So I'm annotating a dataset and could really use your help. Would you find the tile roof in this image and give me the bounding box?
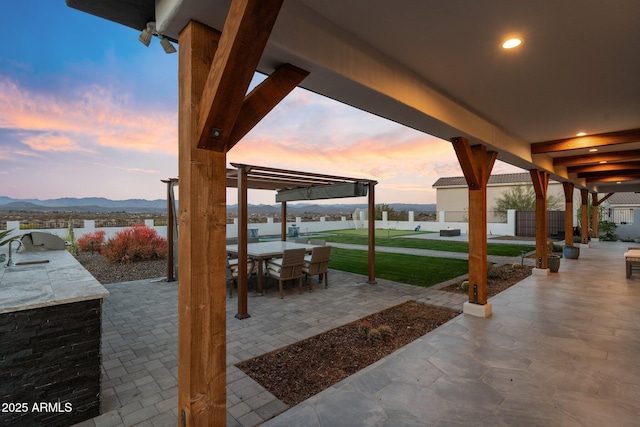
[433,172,533,188]
[606,192,640,205]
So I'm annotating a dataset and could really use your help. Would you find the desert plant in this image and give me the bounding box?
[367,328,381,343]
[78,230,106,253]
[359,320,372,336]
[378,324,392,340]
[0,229,20,247]
[103,224,167,264]
[599,221,617,241]
[65,218,78,257]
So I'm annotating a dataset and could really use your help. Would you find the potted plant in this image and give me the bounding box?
[548,239,561,272]
[563,244,580,259]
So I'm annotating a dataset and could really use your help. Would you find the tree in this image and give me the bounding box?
[375,203,408,221]
[492,185,563,220]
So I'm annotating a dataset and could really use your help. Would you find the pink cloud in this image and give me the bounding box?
[0,77,177,155]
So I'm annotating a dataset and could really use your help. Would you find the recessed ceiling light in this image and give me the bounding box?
[576,132,587,136]
[589,148,598,152]
[502,38,523,49]
[599,161,607,164]
[617,181,622,184]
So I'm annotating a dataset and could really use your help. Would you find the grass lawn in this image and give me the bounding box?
[322,229,535,257]
[328,247,468,287]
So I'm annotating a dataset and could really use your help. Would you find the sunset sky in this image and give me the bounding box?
[1,1,522,205]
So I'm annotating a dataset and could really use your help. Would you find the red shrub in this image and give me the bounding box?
[77,230,106,253]
[103,224,167,264]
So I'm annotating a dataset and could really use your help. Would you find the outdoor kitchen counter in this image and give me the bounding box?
[0,249,108,314]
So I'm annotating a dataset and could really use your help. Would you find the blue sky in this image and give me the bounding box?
[0,1,520,204]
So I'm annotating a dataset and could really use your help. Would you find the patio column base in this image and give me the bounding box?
[463,301,492,318]
[532,268,550,276]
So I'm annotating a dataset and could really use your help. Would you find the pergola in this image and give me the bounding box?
[165,164,377,318]
[66,1,640,424]
[228,165,376,302]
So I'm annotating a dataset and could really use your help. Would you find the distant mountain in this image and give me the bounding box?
[0,197,166,213]
[0,197,436,214]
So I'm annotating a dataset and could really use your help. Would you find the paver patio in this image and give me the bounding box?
[74,241,640,426]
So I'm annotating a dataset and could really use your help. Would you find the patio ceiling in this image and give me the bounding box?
[67,0,640,194]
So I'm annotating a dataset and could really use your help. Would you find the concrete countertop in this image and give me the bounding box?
[0,248,109,314]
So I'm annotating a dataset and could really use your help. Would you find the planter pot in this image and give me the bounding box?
[562,245,580,259]
[548,255,561,273]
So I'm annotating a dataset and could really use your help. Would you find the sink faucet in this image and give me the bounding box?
[5,239,22,267]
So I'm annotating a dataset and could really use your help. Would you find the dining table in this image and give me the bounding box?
[226,241,321,317]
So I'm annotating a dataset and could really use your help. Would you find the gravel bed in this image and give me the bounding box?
[77,252,167,284]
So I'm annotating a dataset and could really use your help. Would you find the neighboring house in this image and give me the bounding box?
[603,193,640,224]
[432,172,572,220]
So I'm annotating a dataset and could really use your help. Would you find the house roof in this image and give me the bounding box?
[605,193,640,206]
[433,173,536,188]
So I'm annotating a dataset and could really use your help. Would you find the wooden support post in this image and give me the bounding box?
[281,201,287,241]
[451,137,496,311]
[367,182,377,284]
[236,165,250,319]
[581,189,589,244]
[530,169,549,269]
[591,193,599,240]
[562,182,574,246]
[178,21,226,426]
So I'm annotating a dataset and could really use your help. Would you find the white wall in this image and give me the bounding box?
[4,210,518,240]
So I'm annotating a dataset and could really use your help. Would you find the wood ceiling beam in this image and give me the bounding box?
[196,0,285,151]
[578,169,640,179]
[227,64,309,151]
[553,149,640,166]
[585,174,640,183]
[532,128,640,154]
[567,161,640,174]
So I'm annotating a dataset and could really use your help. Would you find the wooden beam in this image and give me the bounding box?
[578,169,640,179]
[580,189,589,244]
[532,128,640,154]
[227,64,309,150]
[451,137,496,306]
[562,182,575,246]
[280,201,287,241]
[236,165,250,319]
[585,174,640,183]
[598,192,615,205]
[553,149,640,166]
[591,193,599,239]
[177,21,226,426]
[367,182,377,284]
[196,0,285,151]
[451,136,480,189]
[567,161,640,174]
[530,170,549,269]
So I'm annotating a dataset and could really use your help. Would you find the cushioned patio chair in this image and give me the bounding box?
[265,248,306,298]
[302,245,332,291]
[227,257,256,297]
[309,239,326,246]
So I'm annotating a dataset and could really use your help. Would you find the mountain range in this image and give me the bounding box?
[0,196,436,214]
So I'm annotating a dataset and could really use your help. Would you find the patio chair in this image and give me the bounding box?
[302,245,332,291]
[309,239,326,246]
[227,257,256,297]
[294,237,309,244]
[265,248,306,298]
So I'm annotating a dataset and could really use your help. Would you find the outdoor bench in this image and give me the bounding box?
[624,248,640,278]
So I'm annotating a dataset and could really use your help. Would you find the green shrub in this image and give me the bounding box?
[103,224,167,264]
